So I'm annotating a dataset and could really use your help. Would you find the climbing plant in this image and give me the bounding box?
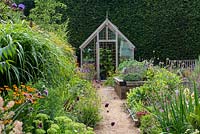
[99,48,115,79]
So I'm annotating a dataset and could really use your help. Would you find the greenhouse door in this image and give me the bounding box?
[99,42,116,80]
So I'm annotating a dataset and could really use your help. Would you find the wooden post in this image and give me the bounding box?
[116,32,118,68]
[106,25,108,40]
[96,32,100,80]
[80,49,83,68]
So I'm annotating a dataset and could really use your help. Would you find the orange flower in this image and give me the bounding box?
[5,87,10,91]
[26,86,36,92]
[3,119,12,125]
[15,100,23,104]
[13,84,17,89]
[14,88,18,92]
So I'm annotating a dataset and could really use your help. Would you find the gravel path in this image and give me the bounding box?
[94,86,140,134]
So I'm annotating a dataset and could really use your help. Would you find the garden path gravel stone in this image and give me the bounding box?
[94,85,140,134]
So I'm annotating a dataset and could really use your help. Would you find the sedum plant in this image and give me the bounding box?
[25,113,94,134]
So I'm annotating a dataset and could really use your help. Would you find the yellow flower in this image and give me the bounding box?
[184,88,190,96]
[191,92,194,99]
[21,85,25,89]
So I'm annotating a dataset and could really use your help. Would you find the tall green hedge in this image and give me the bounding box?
[58,0,200,62]
[23,0,200,62]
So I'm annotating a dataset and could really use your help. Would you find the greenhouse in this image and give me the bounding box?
[80,18,135,79]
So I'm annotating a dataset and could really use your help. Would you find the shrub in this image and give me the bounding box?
[127,68,181,110]
[64,77,101,127]
[127,67,183,133]
[140,114,162,134]
[118,60,148,81]
[77,63,96,81]
[0,21,75,87]
[151,85,200,133]
[29,0,68,39]
[25,113,94,134]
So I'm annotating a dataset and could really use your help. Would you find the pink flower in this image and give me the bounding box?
[6,101,15,109]
[0,121,5,133]
[5,111,15,119]
[12,120,23,134]
[159,109,164,112]
[0,97,4,108]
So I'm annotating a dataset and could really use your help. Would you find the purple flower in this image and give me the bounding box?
[159,109,164,112]
[18,4,25,11]
[175,90,179,96]
[38,122,43,128]
[43,89,48,96]
[166,127,170,132]
[11,3,17,8]
[37,92,41,96]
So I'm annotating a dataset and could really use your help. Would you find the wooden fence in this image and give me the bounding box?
[166,60,196,70]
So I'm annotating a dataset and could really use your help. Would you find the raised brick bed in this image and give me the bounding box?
[114,77,145,99]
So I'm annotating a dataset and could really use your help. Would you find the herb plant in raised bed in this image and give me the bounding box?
[118,60,148,81]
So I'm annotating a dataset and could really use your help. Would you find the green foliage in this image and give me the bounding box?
[127,66,200,133]
[127,67,183,133]
[29,0,68,39]
[26,114,94,134]
[118,60,148,81]
[104,75,116,87]
[1,1,100,133]
[123,73,143,81]
[190,56,200,90]
[64,77,101,127]
[0,22,44,86]
[151,84,200,134]
[0,1,26,23]
[78,63,96,81]
[0,22,74,87]
[127,86,147,110]
[99,48,115,79]
[140,114,162,134]
[127,68,181,108]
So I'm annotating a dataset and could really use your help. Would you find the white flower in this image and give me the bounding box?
[4,111,15,119]
[0,121,5,134]
[0,97,4,108]
[175,89,179,96]
[6,101,15,109]
[12,120,23,134]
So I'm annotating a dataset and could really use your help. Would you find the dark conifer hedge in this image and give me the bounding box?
[27,0,200,61]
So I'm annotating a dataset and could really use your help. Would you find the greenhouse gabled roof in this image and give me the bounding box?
[79,18,135,49]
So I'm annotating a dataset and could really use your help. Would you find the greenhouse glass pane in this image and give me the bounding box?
[99,27,106,40]
[108,28,116,40]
